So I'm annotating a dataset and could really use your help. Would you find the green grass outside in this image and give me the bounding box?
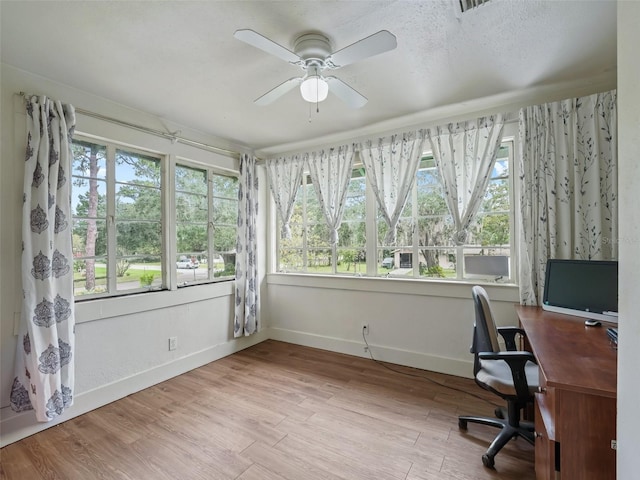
[298,262,457,278]
[74,266,158,287]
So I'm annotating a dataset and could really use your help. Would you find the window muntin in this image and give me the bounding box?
[72,139,164,297]
[275,142,514,282]
[175,163,238,285]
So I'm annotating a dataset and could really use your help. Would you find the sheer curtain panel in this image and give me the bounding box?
[359,130,426,245]
[427,115,505,245]
[305,145,356,244]
[10,96,76,421]
[518,91,617,305]
[234,154,260,337]
[265,155,304,239]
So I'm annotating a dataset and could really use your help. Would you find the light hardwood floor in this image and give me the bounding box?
[0,340,534,479]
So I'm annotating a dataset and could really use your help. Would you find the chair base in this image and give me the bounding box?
[458,414,534,469]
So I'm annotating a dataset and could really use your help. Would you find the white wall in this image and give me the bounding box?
[0,64,268,446]
[617,2,640,478]
[267,274,519,378]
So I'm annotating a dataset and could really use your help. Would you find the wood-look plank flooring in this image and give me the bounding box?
[0,340,534,479]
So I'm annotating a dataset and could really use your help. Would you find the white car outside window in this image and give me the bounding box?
[381,257,394,269]
[176,258,199,269]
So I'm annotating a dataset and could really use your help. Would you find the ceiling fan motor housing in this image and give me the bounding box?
[294,33,332,66]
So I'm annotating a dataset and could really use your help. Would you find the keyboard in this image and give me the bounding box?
[606,327,618,346]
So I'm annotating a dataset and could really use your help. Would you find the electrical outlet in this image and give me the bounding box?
[362,323,369,335]
[168,337,178,351]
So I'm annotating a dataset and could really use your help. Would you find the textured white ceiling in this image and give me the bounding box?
[1,0,617,153]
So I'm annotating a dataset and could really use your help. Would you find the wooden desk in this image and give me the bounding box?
[516,306,617,480]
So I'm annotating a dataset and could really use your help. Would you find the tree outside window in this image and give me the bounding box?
[276,143,513,282]
[72,139,163,297]
[175,163,238,285]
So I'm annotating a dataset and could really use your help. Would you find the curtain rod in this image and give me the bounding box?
[19,92,240,159]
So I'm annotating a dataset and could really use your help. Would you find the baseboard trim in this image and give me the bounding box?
[268,327,473,379]
[0,330,268,447]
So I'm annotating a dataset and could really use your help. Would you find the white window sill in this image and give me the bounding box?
[74,281,235,324]
[266,273,518,302]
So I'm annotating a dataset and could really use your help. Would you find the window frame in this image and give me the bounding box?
[173,159,239,287]
[71,135,167,300]
[71,133,239,302]
[395,140,515,282]
[276,165,367,275]
[274,138,516,284]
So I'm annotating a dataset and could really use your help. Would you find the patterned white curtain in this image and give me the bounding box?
[265,155,304,239]
[234,154,260,337]
[427,115,505,245]
[518,91,617,305]
[305,145,356,244]
[359,130,426,244]
[10,96,76,421]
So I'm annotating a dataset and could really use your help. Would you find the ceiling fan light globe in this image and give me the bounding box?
[300,76,329,103]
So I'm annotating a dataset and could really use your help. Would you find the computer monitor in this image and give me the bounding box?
[542,259,618,322]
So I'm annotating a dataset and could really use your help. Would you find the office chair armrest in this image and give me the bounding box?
[496,327,526,351]
[478,351,537,399]
[477,351,535,362]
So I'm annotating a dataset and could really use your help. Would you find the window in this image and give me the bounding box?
[175,163,238,285]
[337,167,366,275]
[386,143,512,280]
[71,136,239,300]
[278,173,319,273]
[275,142,514,282]
[72,138,163,297]
[277,167,366,274]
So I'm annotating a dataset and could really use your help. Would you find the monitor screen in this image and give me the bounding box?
[542,259,618,321]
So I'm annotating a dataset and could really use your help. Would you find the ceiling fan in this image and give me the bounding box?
[233,29,397,108]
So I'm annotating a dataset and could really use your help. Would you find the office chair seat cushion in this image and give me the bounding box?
[477,358,539,397]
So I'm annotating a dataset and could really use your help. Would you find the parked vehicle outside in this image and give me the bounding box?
[381,257,394,269]
[176,257,199,269]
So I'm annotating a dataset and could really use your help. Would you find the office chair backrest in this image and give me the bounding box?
[471,286,501,354]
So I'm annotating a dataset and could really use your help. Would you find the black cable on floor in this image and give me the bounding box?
[361,327,503,410]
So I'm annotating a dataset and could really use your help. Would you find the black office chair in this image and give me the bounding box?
[458,286,539,468]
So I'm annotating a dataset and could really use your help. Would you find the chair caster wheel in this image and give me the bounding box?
[494,407,504,419]
[458,419,467,430]
[482,453,495,469]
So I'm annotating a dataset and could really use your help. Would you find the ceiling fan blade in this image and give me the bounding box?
[328,30,397,68]
[234,29,301,64]
[254,77,302,106]
[325,76,368,109]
